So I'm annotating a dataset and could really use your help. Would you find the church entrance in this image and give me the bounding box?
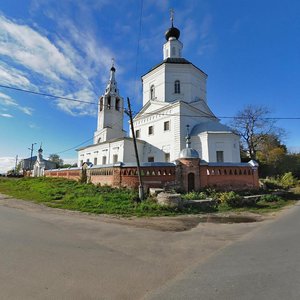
[188,173,195,192]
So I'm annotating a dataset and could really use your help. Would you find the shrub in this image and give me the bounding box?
[182,191,207,200]
[279,172,297,189]
[218,191,243,207]
[263,172,297,190]
[260,194,283,202]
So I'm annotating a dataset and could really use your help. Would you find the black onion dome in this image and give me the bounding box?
[110,66,116,72]
[165,26,180,40]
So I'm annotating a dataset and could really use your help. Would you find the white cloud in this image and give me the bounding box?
[19,106,34,115]
[0,92,34,116]
[29,123,38,129]
[0,92,16,106]
[0,62,32,88]
[0,156,23,173]
[199,14,213,40]
[55,88,97,116]
[0,13,119,116]
[0,113,13,118]
[0,15,80,82]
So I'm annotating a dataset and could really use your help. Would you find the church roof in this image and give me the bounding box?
[142,57,207,78]
[76,137,146,151]
[190,120,233,135]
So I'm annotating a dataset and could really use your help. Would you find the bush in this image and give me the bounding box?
[260,194,283,202]
[182,191,207,200]
[279,172,297,189]
[218,191,243,207]
[263,172,297,190]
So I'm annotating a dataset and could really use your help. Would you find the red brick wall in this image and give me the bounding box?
[120,167,176,189]
[44,169,80,180]
[199,165,259,189]
[44,163,259,191]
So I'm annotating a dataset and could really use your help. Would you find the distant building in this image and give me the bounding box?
[20,154,56,171]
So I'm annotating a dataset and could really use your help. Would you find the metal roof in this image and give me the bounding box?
[142,57,207,78]
[190,120,233,135]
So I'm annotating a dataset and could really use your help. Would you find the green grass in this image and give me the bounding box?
[0,177,297,217]
[0,177,210,216]
[217,199,294,214]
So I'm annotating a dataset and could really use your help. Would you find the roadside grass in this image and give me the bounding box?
[0,177,298,217]
[217,199,294,214]
[0,177,205,216]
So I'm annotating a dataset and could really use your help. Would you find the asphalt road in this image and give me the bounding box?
[0,194,298,300]
[146,202,300,300]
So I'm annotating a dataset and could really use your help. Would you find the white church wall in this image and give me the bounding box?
[132,104,181,162]
[142,65,166,105]
[123,139,145,162]
[206,133,241,163]
[78,139,127,167]
[165,64,207,103]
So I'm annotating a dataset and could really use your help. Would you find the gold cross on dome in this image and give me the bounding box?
[111,57,115,67]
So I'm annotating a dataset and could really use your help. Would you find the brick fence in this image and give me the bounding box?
[44,159,259,191]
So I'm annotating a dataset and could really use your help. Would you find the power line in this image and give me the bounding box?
[43,118,125,157]
[1,83,299,120]
[139,111,300,120]
[0,84,97,106]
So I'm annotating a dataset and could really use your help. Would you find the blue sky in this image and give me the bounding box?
[0,0,299,172]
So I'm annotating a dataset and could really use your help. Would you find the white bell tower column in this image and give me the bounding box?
[94,60,126,144]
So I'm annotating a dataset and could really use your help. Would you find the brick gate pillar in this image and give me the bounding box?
[176,158,201,192]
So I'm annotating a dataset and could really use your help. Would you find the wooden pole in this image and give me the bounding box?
[126,97,144,200]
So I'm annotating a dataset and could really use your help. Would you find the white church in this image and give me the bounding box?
[77,17,241,167]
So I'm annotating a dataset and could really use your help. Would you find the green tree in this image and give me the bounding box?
[48,154,64,168]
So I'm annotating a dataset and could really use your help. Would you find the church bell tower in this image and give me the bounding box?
[94,61,126,144]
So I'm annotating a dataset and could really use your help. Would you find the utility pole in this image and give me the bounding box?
[125,97,144,200]
[14,155,18,175]
[28,143,37,171]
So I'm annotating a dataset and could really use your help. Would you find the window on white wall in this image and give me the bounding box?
[107,96,111,109]
[115,98,120,111]
[135,129,140,138]
[150,85,155,100]
[216,151,224,162]
[148,126,154,135]
[94,158,97,165]
[148,156,154,162]
[102,156,107,165]
[164,121,170,131]
[100,97,103,111]
[113,154,118,164]
[174,80,180,94]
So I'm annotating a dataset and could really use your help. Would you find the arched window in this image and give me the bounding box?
[174,80,180,94]
[150,85,155,100]
[100,97,103,111]
[107,96,111,109]
[97,137,101,144]
[115,98,120,111]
